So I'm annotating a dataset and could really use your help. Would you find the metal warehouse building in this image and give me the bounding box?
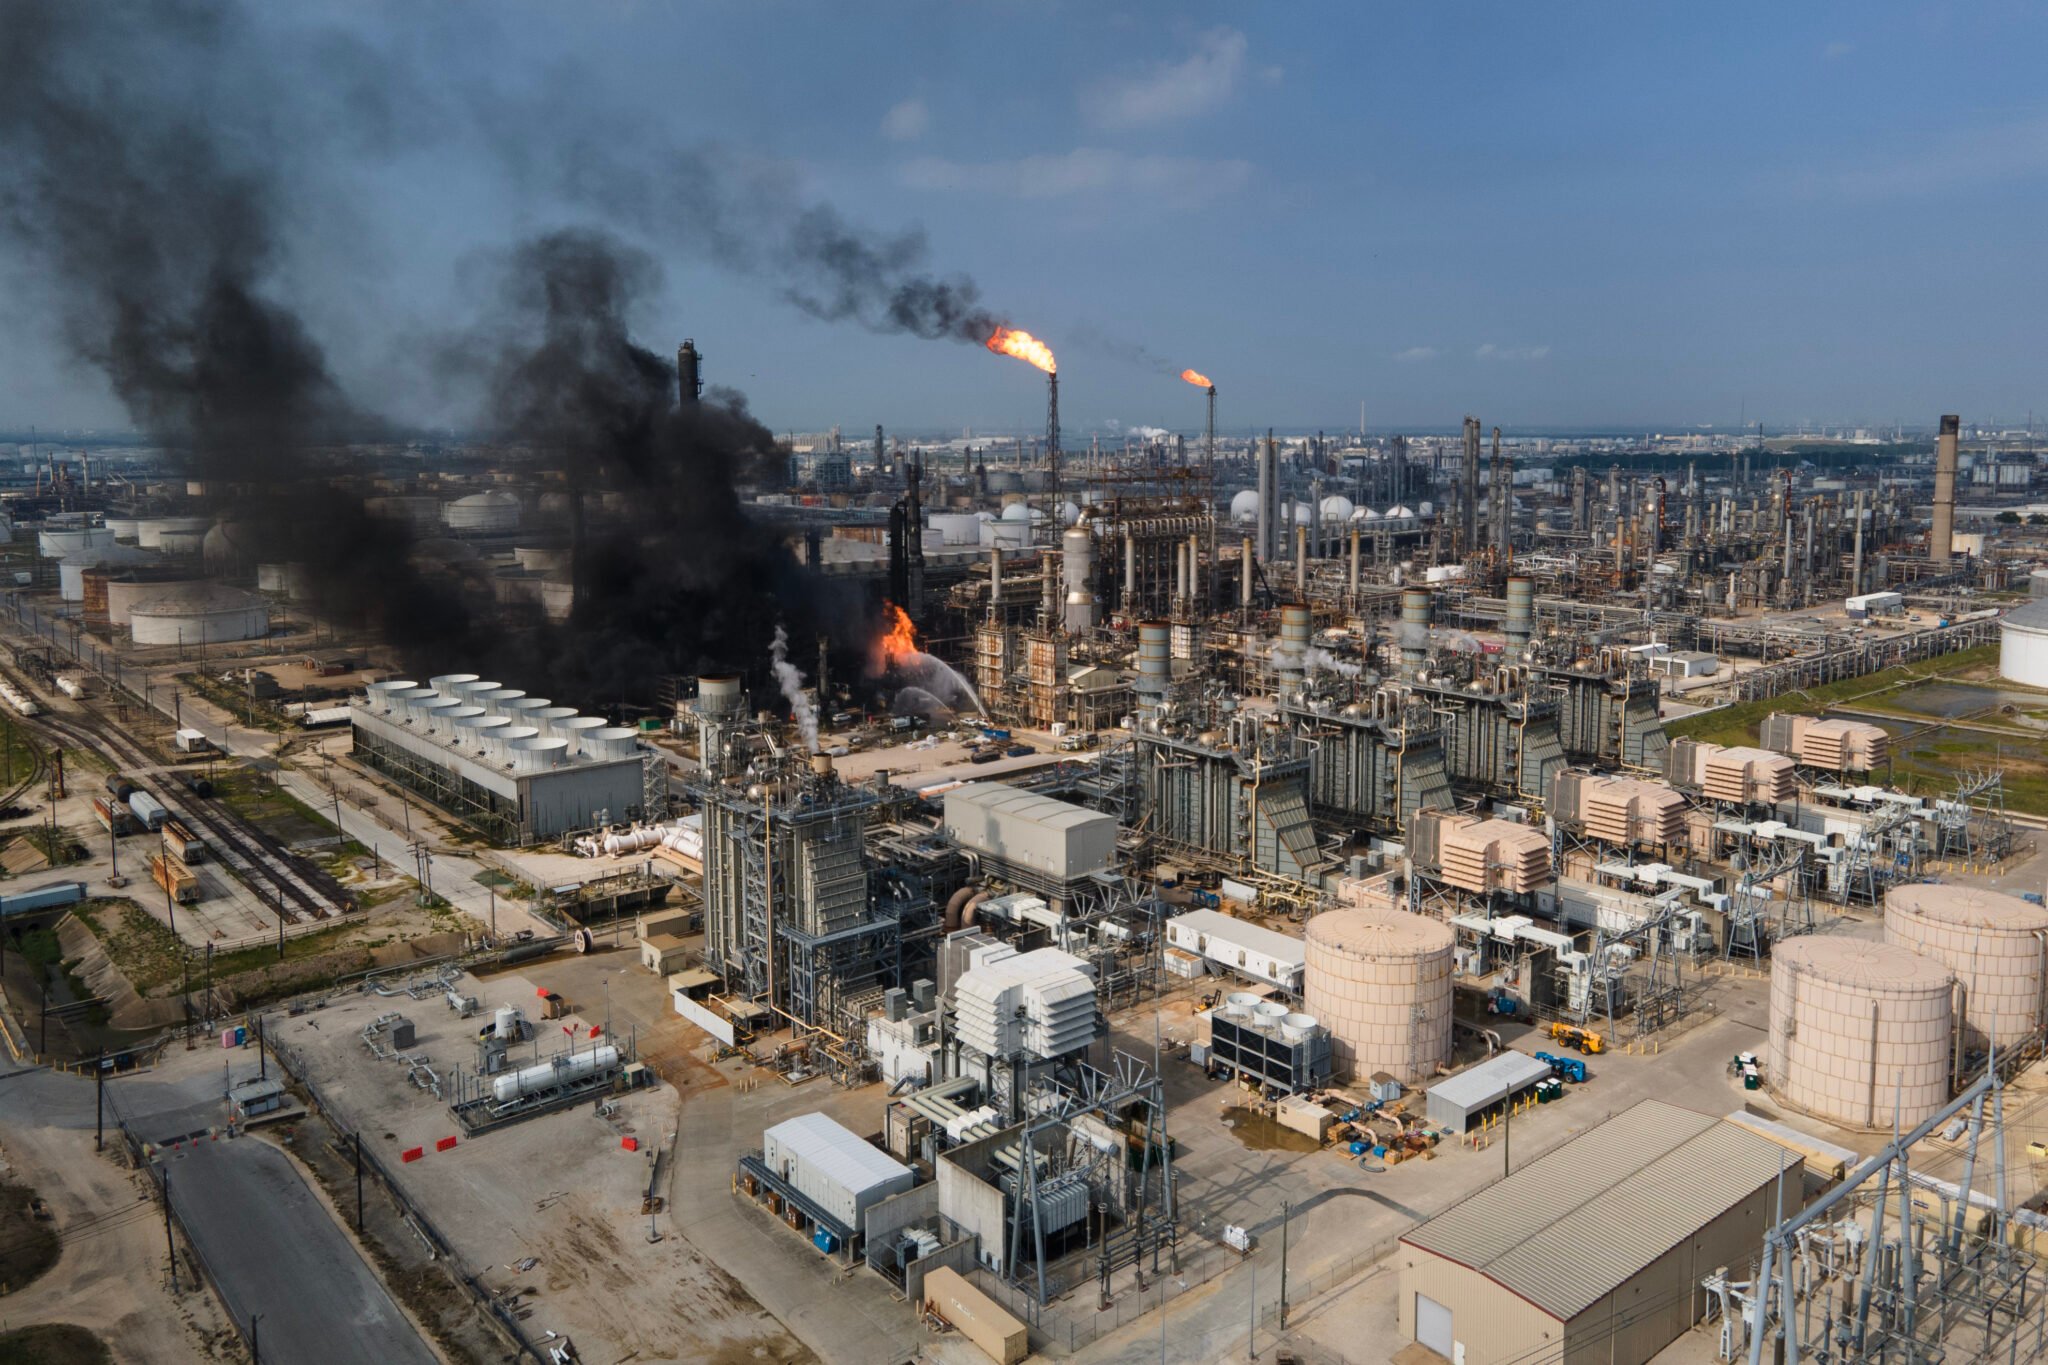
[350,675,655,842]
[743,1111,916,1256]
[1398,1100,1789,1365]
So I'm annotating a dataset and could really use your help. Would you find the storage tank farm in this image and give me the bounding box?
[1767,936,1955,1129]
[1883,884,2048,1052]
[1303,907,1454,1085]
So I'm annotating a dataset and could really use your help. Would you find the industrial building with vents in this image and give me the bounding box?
[349,674,658,841]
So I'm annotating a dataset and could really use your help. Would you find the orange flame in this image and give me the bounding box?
[986,326,1056,374]
[876,603,921,671]
[1181,368,1213,389]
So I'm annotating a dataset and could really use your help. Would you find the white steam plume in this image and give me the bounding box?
[769,625,820,752]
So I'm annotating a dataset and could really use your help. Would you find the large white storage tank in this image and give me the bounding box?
[1998,601,2048,688]
[442,489,521,534]
[1884,884,2048,1051]
[1303,908,1454,1085]
[128,585,271,645]
[1767,937,1954,1130]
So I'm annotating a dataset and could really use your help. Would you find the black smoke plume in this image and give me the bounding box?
[0,1,1004,706]
[442,228,841,700]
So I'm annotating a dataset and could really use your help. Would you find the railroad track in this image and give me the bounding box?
[32,710,352,924]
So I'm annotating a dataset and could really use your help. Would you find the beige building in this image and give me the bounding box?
[1397,1100,1789,1365]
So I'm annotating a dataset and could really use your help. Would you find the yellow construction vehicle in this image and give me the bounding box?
[1548,1022,1605,1055]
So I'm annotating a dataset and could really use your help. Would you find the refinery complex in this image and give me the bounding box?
[7,7,2048,1365]
[6,353,2048,1365]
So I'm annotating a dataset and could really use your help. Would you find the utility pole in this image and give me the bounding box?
[163,1167,177,1291]
[256,1014,265,1081]
[95,1047,105,1150]
[1279,1199,1291,1330]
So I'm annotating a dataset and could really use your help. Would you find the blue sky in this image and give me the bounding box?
[5,2,2047,438]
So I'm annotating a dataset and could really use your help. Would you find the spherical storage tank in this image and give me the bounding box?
[1229,489,1260,524]
[1303,908,1454,1085]
[1767,937,1953,1130]
[128,585,271,646]
[1884,884,2048,1051]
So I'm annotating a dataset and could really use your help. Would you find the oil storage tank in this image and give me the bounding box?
[1767,937,1953,1130]
[1303,908,1453,1085]
[1884,884,2048,1051]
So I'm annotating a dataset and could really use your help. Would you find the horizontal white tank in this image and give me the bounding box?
[1768,936,1953,1130]
[1884,884,2048,1051]
[491,1044,620,1102]
[1304,907,1454,1085]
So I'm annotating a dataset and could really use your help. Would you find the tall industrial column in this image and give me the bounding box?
[1931,413,1959,565]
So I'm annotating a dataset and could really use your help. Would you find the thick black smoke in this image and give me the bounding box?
[438,228,844,700]
[0,1,1001,706]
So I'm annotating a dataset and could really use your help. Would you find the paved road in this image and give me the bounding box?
[161,1138,437,1365]
[112,1057,440,1365]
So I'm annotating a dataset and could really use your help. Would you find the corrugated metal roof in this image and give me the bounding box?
[763,1112,912,1196]
[1403,1101,1788,1321]
[1166,909,1307,968]
[949,782,1108,831]
[1425,1050,1554,1112]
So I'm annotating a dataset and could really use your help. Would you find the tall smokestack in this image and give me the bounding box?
[1257,431,1277,563]
[677,339,702,405]
[1400,588,1432,679]
[1931,413,1959,565]
[1045,370,1061,533]
[1461,417,1481,557]
[1205,386,1216,468]
[1851,489,1866,594]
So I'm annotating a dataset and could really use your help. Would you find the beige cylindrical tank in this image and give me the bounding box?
[1884,884,2048,1051]
[1303,908,1454,1085]
[1767,937,1953,1130]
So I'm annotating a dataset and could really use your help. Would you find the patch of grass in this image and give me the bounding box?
[357,882,414,910]
[73,899,186,995]
[1669,644,2001,749]
[0,1182,62,1296]
[205,920,360,979]
[0,1324,111,1363]
[212,767,334,844]
[23,824,87,866]
[14,925,62,971]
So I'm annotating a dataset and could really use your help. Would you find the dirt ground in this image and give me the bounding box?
[0,1075,239,1362]
[270,967,810,1364]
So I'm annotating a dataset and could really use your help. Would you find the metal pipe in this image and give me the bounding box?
[1240,536,1254,608]
[1851,489,1866,595]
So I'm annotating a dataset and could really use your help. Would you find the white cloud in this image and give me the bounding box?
[897,148,1252,204]
[1476,343,1551,362]
[1085,28,1248,128]
[880,97,930,143]
[1393,346,1441,363]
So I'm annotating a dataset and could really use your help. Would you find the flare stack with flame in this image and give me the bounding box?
[987,327,1056,373]
[1180,368,1213,389]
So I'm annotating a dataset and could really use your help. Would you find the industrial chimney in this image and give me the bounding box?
[1931,414,1959,566]
[677,339,702,406]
